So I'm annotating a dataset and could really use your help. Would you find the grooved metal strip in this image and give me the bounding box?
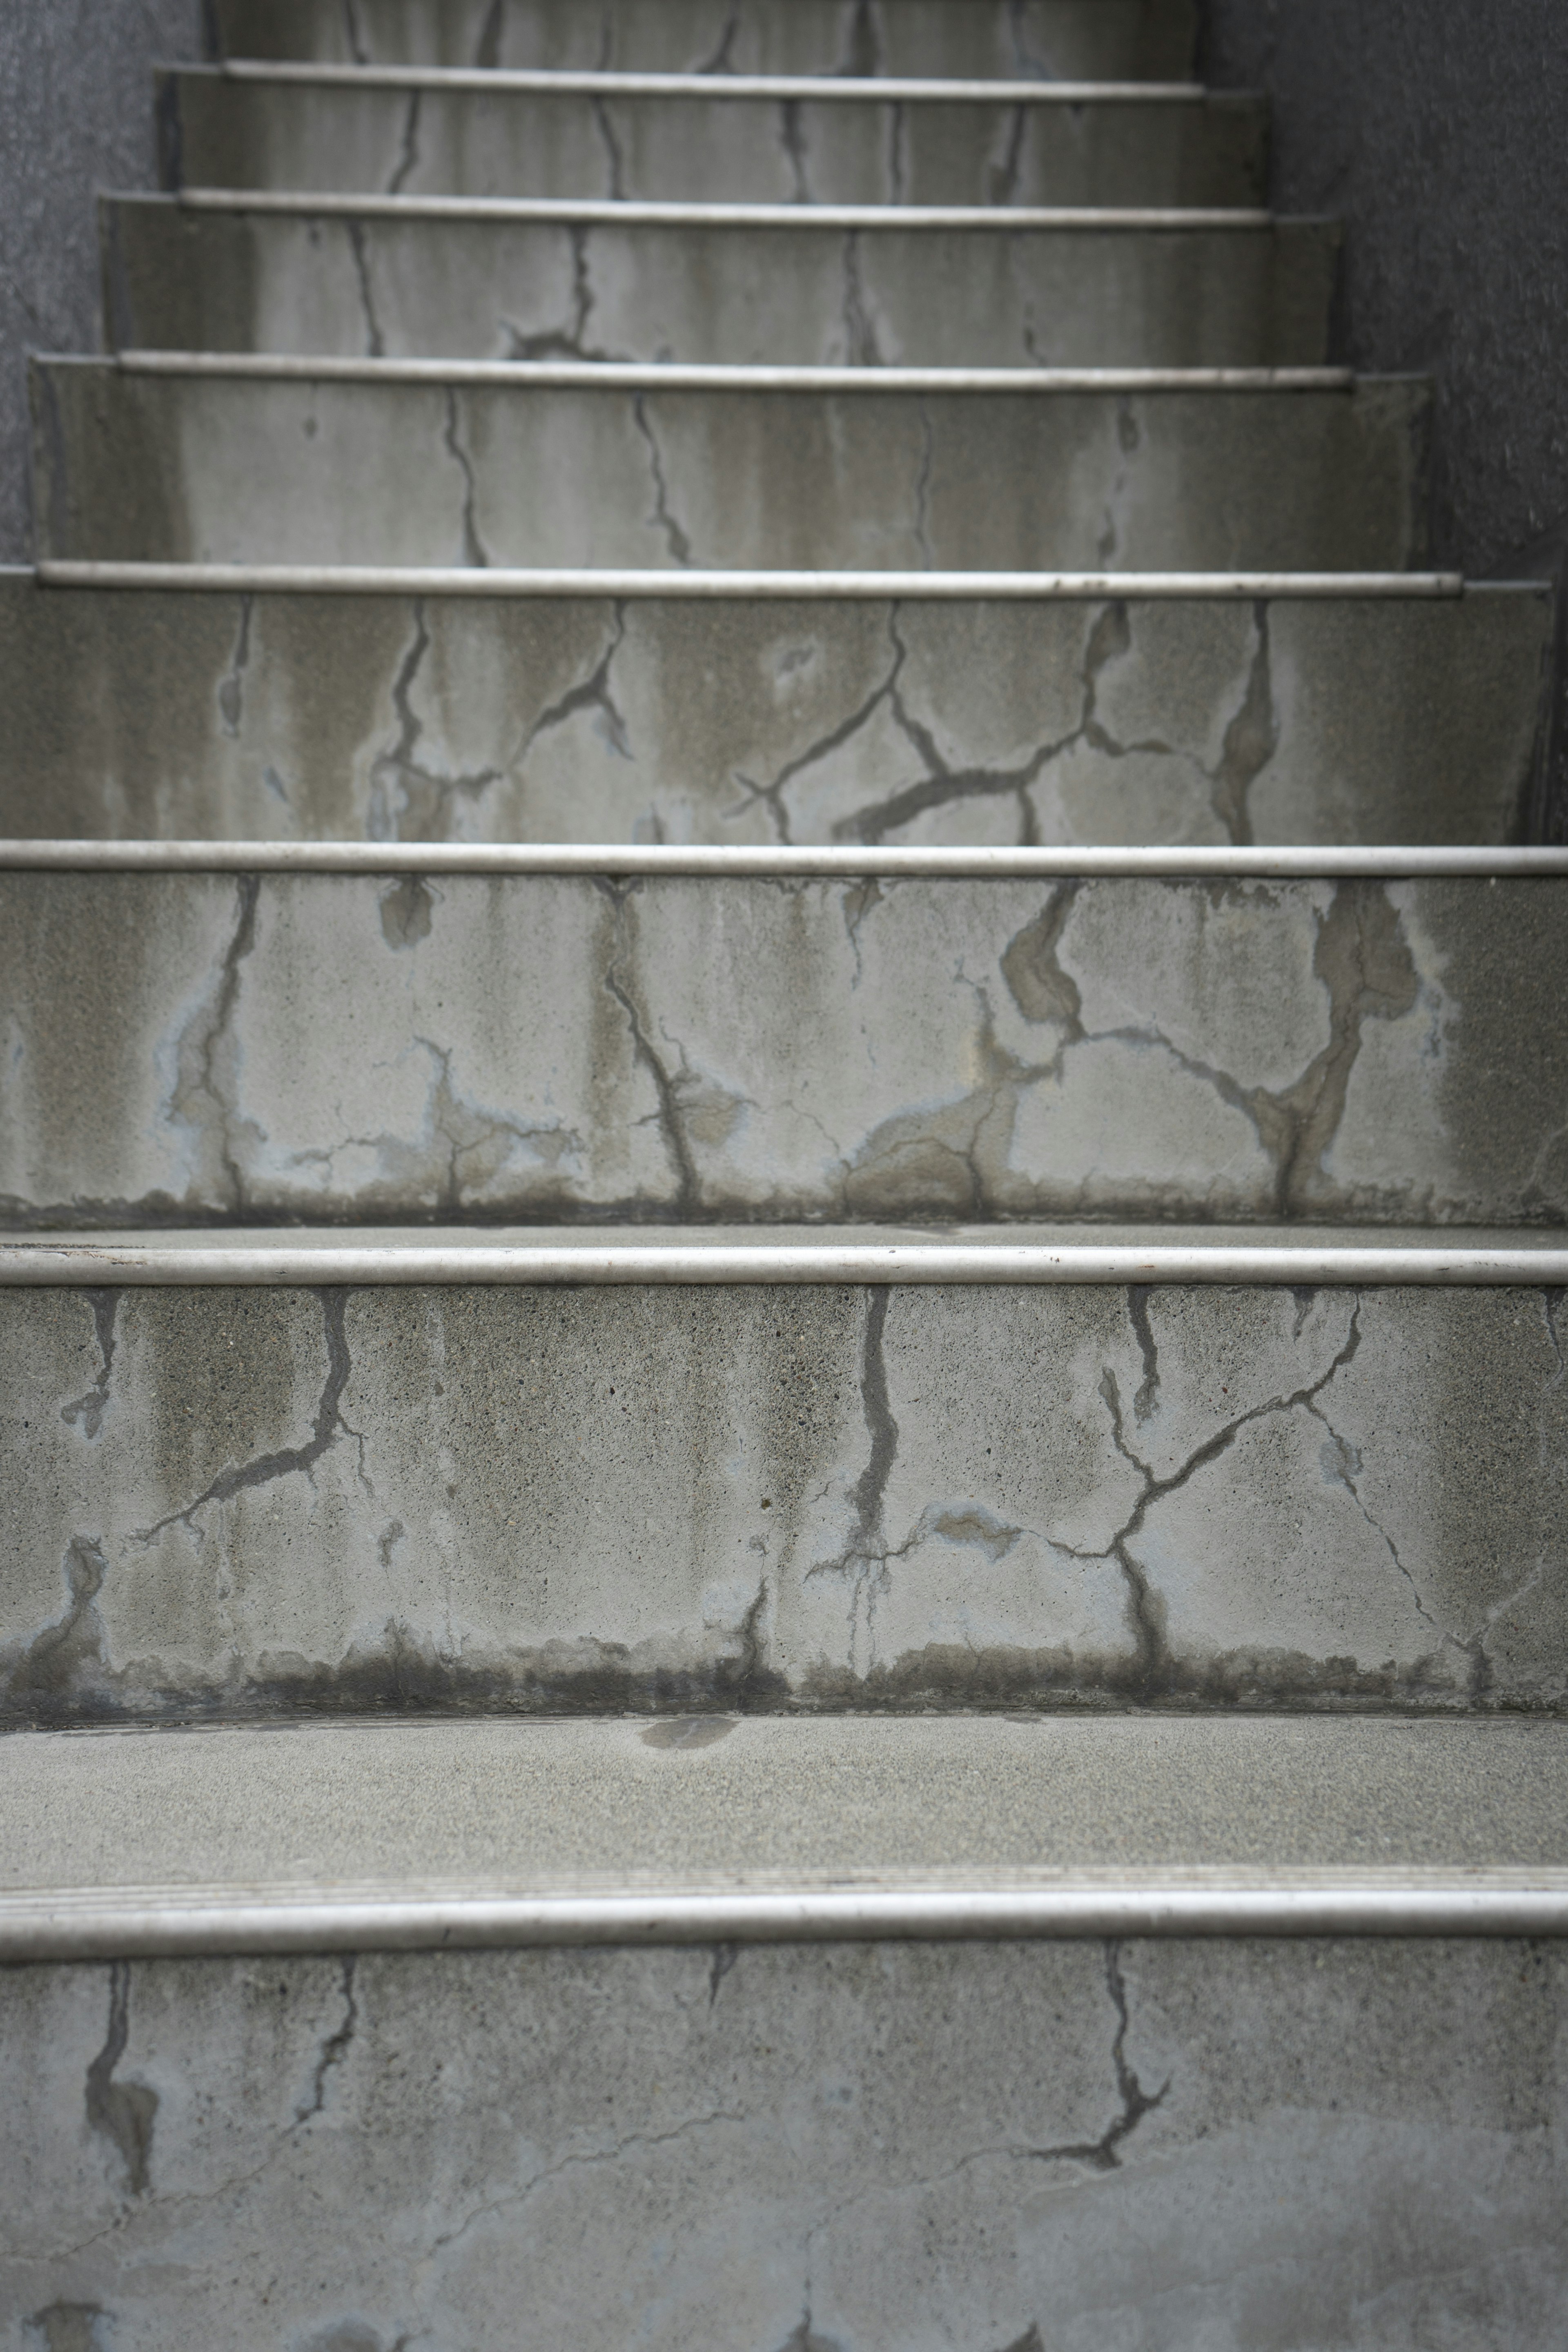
[1,841,1560,875]
[35,563,1466,598]
[206,62,1212,103]
[4,1880,1568,1959]
[104,351,1357,390]
[4,1241,1568,1289]
[166,189,1276,229]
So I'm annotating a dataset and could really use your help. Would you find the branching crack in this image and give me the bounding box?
[168,873,261,1212]
[840,231,881,364]
[1029,1944,1167,2171]
[368,599,505,837]
[502,226,612,362]
[599,883,700,1210]
[519,601,632,761]
[133,1290,361,1543]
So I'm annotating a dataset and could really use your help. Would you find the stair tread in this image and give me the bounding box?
[3,1717,1568,1955]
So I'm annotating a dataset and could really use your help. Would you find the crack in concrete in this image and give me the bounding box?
[474,0,503,69]
[887,98,907,204]
[695,0,740,73]
[368,600,505,837]
[60,1291,119,1441]
[842,0,881,76]
[801,1291,902,1667]
[1028,1944,1168,2171]
[707,1944,739,2007]
[840,231,882,364]
[441,389,491,568]
[1207,604,1279,846]
[7,1534,109,1702]
[989,103,1029,205]
[388,88,421,195]
[132,1290,361,1543]
[423,2107,747,2265]
[85,1962,158,2200]
[519,600,632,761]
[410,1033,580,1209]
[632,395,694,565]
[345,219,385,359]
[590,95,627,201]
[295,1958,358,2124]
[217,591,253,736]
[781,99,812,203]
[502,225,613,362]
[340,0,368,67]
[168,874,261,1212]
[598,882,701,1210]
[911,402,936,570]
[1305,1401,1441,1633]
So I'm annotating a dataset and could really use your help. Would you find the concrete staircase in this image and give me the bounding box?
[5,2,1568,2343]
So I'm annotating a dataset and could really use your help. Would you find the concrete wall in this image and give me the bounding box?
[1204,0,1568,839]
[0,0,203,565]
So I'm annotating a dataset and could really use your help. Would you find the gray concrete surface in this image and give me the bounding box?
[102,202,1337,369]
[29,365,1432,571]
[4,1932,1568,2347]
[210,0,1202,78]
[162,73,1267,207]
[1203,0,1568,842]
[2,1279,1564,1723]
[1,870,1564,1226]
[0,576,1546,846]
[0,0,202,564]
[7,1715,1568,1886]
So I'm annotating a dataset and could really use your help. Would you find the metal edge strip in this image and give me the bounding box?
[0,842,1559,875]
[162,189,1276,230]
[2,1245,1566,1289]
[32,562,1466,599]
[97,352,1357,392]
[205,63,1213,104]
[5,1883,1568,1958]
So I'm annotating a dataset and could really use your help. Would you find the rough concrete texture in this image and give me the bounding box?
[102,203,1337,370]
[1,871,1564,1226]
[211,0,1201,78]
[1202,0,1568,844]
[11,1715,1568,1891]
[29,366,1432,572]
[1,1279,1565,1723]
[0,0,202,564]
[4,1936,1567,2348]
[0,577,1548,847]
[163,75,1267,208]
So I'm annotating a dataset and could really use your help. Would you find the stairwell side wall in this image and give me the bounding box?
[1203,0,1568,842]
[0,0,203,567]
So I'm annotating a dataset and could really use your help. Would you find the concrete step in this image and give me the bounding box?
[103,196,1337,370]
[2,849,1565,1227]
[31,359,1432,572]
[159,68,1268,208]
[207,0,1203,80]
[4,1716,1567,2341]
[5,570,1548,848]
[3,1229,1567,1726]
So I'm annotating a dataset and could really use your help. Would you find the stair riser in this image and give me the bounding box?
[163,78,1267,207]
[6,1937,1565,2348]
[209,0,1201,79]
[31,368,1431,572]
[2,580,1546,847]
[105,206,1335,370]
[3,1278,1564,1723]
[2,872,1562,1226]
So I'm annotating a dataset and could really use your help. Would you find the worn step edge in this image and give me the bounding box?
[2,841,1560,874]
[31,561,1467,597]
[4,1228,1568,1287]
[202,62,1214,103]
[7,1876,1568,1960]
[101,349,1356,390]
[163,188,1279,229]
